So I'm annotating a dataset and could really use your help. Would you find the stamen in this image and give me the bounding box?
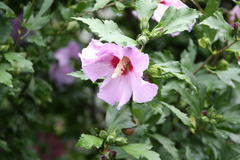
[111,56,132,78]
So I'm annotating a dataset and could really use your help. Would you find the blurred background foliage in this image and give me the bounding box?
[0,0,240,160]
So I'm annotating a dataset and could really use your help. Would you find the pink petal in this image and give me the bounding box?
[153,4,169,22]
[130,72,158,103]
[97,75,132,109]
[123,46,149,75]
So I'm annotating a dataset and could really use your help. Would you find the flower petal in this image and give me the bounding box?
[80,39,124,81]
[123,46,149,74]
[130,72,158,103]
[98,75,132,108]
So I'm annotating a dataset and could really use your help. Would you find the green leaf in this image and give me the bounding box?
[159,7,201,35]
[73,17,137,46]
[180,39,197,70]
[204,0,220,17]
[37,0,54,17]
[23,2,33,20]
[0,64,13,87]
[216,68,240,88]
[26,15,51,30]
[76,134,103,149]
[0,18,12,44]
[149,61,195,88]
[136,0,157,21]
[4,52,34,73]
[106,106,135,131]
[0,2,15,18]
[151,134,180,160]
[27,35,46,46]
[199,11,232,41]
[122,143,161,160]
[0,139,11,152]
[161,102,191,126]
[93,0,112,11]
[67,71,88,80]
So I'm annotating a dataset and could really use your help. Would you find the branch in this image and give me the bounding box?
[193,40,239,75]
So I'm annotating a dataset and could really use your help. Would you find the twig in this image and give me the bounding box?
[191,0,204,13]
[193,40,239,74]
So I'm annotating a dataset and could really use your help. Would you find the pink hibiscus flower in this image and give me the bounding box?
[80,39,158,109]
[152,0,187,22]
[228,5,240,26]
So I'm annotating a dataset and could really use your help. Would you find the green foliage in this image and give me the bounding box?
[68,71,88,80]
[151,134,179,160]
[122,143,161,160]
[4,52,33,73]
[136,0,157,22]
[0,64,12,87]
[76,134,103,149]
[159,7,201,35]
[73,17,137,46]
[93,0,112,11]
[216,68,240,87]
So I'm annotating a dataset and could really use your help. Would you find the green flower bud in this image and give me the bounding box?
[67,21,79,31]
[137,34,149,46]
[217,59,229,70]
[106,135,116,143]
[99,130,108,139]
[198,37,211,50]
[115,137,128,146]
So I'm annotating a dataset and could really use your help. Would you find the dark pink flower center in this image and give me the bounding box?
[160,0,167,5]
[111,56,133,77]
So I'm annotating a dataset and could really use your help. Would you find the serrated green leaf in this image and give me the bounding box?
[76,134,103,149]
[216,68,240,88]
[4,52,34,73]
[149,61,195,88]
[199,11,232,41]
[27,35,45,46]
[0,64,13,87]
[93,0,112,11]
[73,17,137,46]
[67,71,88,80]
[161,101,191,126]
[180,39,197,70]
[23,2,32,20]
[0,2,15,18]
[106,106,135,131]
[136,0,157,21]
[159,7,201,35]
[151,134,180,160]
[122,143,161,160]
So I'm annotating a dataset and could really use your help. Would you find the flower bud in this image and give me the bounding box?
[110,151,117,158]
[201,110,208,116]
[137,34,149,46]
[99,130,108,139]
[233,22,238,30]
[217,59,229,70]
[101,155,107,160]
[122,128,134,136]
[67,21,79,31]
[106,135,115,143]
[198,37,211,49]
[115,137,128,145]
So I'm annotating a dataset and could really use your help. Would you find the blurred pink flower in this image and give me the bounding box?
[11,14,28,45]
[36,133,65,160]
[80,39,158,109]
[238,56,240,65]
[229,5,240,26]
[49,41,81,86]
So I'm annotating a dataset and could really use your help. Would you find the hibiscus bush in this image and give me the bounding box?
[1,0,240,160]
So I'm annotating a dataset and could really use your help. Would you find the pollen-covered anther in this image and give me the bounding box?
[111,56,132,78]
